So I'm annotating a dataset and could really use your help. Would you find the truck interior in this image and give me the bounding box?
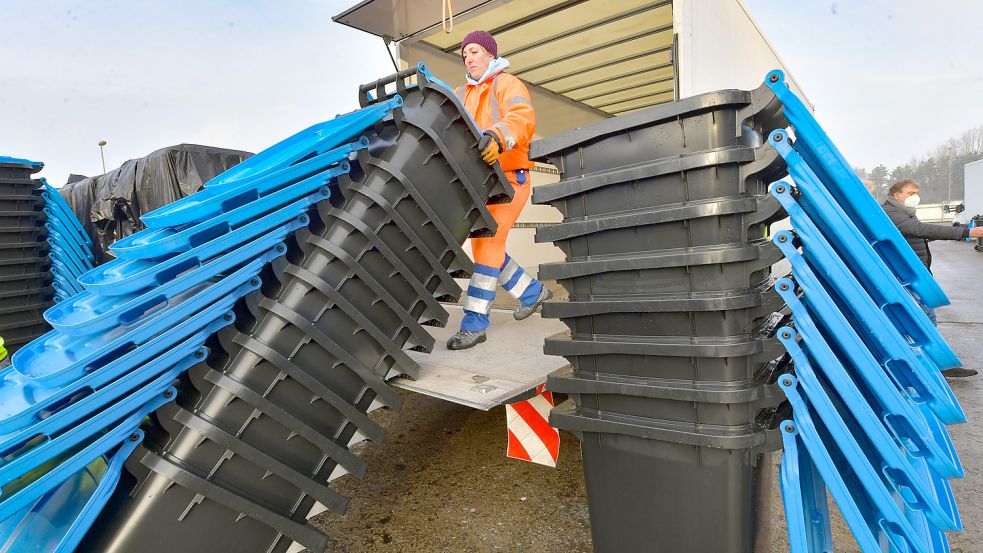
[333,0,810,410]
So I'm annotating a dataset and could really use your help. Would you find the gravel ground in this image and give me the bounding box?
[309,241,982,553]
[311,396,592,552]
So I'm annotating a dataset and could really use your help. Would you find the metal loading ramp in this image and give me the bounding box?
[398,304,567,410]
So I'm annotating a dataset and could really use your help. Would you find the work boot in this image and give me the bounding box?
[514,287,553,321]
[447,329,487,350]
[942,367,978,378]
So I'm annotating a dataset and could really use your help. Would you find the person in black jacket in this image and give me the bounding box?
[882,179,983,378]
[882,179,983,270]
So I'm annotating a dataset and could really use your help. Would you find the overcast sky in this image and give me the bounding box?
[744,0,983,171]
[2,1,982,184]
[0,0,393,184]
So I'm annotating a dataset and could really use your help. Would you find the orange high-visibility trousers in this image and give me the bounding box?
[471,169,530,270]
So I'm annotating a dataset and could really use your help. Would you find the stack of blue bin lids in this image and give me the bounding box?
[0,96,405,551]
[764,69,964,553]
[40,181,96,302]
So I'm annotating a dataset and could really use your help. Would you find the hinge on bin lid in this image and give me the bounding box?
[754,427,784,454]
[415,62,432,88]
[740,72,789,137]
[739,144,787,189]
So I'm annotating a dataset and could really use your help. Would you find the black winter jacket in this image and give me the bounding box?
[881,197,968,270]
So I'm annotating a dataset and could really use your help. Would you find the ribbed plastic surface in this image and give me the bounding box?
[76,64,513,553]
[0,158,53,351]
[531,79,790,553]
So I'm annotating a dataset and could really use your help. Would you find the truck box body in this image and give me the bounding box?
[955,158,983,225]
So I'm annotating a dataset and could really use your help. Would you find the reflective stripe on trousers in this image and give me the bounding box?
[462,263,498,315]
[500,255,534,299]
[461,255,543,333]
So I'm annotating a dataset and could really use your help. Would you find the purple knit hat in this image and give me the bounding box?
[460,30,497,59]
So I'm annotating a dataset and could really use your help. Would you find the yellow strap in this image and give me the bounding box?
[442,0,454,33]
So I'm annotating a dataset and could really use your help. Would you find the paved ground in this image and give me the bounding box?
[309,240,982,552]
[908,241,982,553]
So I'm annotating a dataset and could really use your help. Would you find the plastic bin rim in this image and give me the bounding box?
[548,365,781,403]
[530,89,753,161]
[550,401,777,449]
[0,157,44,173]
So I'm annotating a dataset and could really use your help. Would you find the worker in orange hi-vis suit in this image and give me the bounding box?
[446,30,552,350]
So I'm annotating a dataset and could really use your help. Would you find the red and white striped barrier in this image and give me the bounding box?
[506,384,560,467]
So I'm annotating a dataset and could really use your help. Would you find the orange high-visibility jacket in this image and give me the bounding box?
[456,71,536,172]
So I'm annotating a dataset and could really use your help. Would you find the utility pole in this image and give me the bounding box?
[98,140,107,174]
[947,147,953,204]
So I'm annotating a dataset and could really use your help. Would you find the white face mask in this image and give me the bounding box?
[903,194,921,208]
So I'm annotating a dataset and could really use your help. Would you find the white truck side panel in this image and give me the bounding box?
[675,0,813,109]
[962,159,983,221]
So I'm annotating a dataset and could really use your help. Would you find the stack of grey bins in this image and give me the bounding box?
[530,81,793,551]
[75,63,514,553]
[0,157,54,353]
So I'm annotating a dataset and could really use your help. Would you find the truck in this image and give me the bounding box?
[333,0,812,408]
[953,158,983,226]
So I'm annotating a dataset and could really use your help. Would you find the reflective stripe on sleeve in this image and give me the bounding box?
[508,96,531,109]
[490,76,502,125]
[494,123,517,150]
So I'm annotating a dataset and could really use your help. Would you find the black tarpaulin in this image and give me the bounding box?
[59,144,252,262]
